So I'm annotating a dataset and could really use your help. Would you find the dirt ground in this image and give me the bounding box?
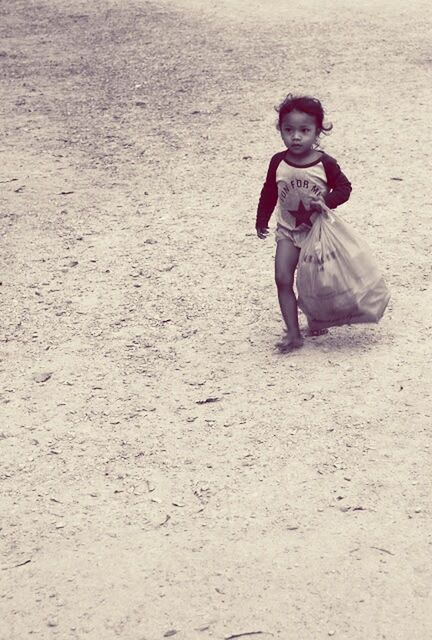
[1,1,431,638]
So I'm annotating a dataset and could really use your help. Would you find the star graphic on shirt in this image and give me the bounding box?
[288,200,312,227]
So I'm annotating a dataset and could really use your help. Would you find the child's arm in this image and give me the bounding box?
[256,153,283,237]
[321,155,352,209]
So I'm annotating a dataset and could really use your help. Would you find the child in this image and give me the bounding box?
[256,94,352,352]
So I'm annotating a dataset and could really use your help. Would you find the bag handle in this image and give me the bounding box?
[321,204,336,224]
[311,205,335,261]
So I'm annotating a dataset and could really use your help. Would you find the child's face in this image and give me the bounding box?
[280,110,319,157]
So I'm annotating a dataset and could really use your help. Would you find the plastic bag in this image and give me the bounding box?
[296,209,390,331]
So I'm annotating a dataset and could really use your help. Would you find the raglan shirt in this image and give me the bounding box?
[256,151,352,231]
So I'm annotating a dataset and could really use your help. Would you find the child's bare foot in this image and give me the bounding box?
[276,335,304,353]
[305,327,329,337]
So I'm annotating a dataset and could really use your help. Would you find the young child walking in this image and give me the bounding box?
[256,94,352,352]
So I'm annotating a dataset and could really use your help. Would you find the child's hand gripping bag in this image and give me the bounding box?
[296,209,390,331]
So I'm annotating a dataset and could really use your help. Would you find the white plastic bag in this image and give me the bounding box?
[296,209,390,331]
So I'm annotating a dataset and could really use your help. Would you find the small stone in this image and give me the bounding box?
[33,372,53,383]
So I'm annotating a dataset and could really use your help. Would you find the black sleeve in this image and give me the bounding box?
[255,153,282,229]
[322,155,352,209]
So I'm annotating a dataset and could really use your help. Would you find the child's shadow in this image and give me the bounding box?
[310,326,393,352]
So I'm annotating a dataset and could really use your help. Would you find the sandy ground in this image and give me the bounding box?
[1,1,432,638]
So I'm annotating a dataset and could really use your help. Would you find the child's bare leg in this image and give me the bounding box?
[275,239,303,349]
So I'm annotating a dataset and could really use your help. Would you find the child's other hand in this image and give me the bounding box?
[309,197,324,214]
[256,226,269,239]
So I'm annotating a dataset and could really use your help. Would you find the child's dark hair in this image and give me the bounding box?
[276,94,333,135]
